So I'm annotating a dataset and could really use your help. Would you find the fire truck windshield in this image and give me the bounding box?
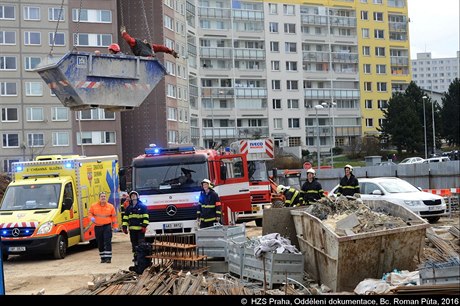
[134,162,208,193]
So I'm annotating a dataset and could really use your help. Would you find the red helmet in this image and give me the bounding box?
[108,43,120,53]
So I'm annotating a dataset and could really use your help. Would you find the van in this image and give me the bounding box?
[423,157,450,163]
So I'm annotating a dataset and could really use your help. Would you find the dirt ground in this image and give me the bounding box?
[2,221,263,295]
[3,216,459,295]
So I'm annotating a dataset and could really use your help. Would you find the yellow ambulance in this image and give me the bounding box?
[0,155,120,260]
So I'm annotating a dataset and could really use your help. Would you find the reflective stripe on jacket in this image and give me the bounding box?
[301,179,325,204]
[197,189,221,222]
[284,187,301,207]
[122,201,149,230]
[337,174,360,197]
[89,202,118,228]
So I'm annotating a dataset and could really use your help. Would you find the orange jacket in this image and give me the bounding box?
[89,201,118,228]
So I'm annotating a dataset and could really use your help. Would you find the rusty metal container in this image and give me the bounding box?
[291,200,430,292]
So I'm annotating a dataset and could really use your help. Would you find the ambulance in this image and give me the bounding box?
[0,155,120,260]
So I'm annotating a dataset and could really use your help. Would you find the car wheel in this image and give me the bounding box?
[255,218,263,227]
[426,216,440,224]
[53,234,67,259]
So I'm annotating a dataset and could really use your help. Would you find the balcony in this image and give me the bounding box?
[388,0,406,8]
[234,49,265,60]
[329,16,357,28]
[301,14,328,26]
[303,51,329,62]
[202,127,237,139]
[389,22,407,32]
[201,87,234,98]
[304,88,360,99]
[233,9,264,21]
[331,52,358,63]
[187,43,197,56]
[191,127,200,138]
[390,56,409,66]
[198,7,231,19]
[200,47,233,59]
[237,127,269,138]
[189,84,198,97]
[235,87,267,98]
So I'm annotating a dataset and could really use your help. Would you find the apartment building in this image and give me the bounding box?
[0,0,122,172]
[411,51,460,92]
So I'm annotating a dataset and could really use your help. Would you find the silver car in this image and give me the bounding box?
[330,177,447,223]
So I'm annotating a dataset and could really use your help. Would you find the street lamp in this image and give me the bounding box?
[431,98,436,155]
[314,105,324,169]
[322,101,336,168]
[422,95,428,159]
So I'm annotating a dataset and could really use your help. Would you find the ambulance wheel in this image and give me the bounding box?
[272,200,285,208]
[53,234,67,259]
[255,218,263,227]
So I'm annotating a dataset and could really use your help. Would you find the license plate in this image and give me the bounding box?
[9,246,26,252]
[163,223,183,229]
[428,206,442,211]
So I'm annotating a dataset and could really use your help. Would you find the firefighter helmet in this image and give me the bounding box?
[344,164,353,172]
[306,168,316,175]
[276,185,287,193]
[201,179,212,185]
[129,190,139,198]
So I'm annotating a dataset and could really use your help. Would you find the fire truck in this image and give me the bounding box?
[120,146,251,236]
[229,139,274,226]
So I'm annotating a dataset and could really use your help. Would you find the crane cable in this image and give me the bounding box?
[72,0,84,51]
[139,0,152,43]
[49,0,65,56]
[119,0,125,28]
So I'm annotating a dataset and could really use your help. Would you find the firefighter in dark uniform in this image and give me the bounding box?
[122,191,149,260]
[301,168,325,205]
[277,185,303,207]
[337,164,360,198]
[197,179,221,228]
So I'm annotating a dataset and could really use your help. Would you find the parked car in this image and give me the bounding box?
[330,177,447,223]
[399,157,425,164]
[423,157,451,163]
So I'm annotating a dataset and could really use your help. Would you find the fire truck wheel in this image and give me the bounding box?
[272,200,285,208]
[53,234,67,259]
[255,218,263,227]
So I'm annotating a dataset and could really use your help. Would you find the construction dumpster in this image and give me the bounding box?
[196,224,246,259]
[291,200,430,292]
[33,51,167,111]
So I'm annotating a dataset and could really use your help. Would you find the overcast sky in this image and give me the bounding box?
[408,0,459,59]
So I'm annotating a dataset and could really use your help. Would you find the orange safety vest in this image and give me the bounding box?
[89,201,118,228]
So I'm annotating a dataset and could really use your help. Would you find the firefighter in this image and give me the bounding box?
[89,192,118,263]
[122,191,149,261]
[197,179,221,228]
[301,169,325,205]
[337,164,360,198]
[276,185,303,207]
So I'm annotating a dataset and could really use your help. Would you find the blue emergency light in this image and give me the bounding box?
[145,146,195,155]
[16,166,23,172]
[64,162,73,169]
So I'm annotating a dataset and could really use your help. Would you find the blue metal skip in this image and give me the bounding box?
[33,51,168,111]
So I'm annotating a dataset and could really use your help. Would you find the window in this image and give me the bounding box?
[284,23,295,34]
[52,132,69,146]
[374,29,384,39]
[373,12,383,21]
[72,9,112,23]
[0,31,15,45]
[375,47,385,56]
[0,56,16,70]
[377,82,387,92]
[364,82,372,91]
[167,107,177,120]
[362,46,370,56]
[49,32,65,46]
[2,133,19,148]
[286,61,297,71]
[286,80,298,90]
[270,41,279,52]
[0,5,15,20]
[24,56,41,70]
[288,137,301,147]
[167,130,178,144]
[3,159,19,172]
[101,132,116,144]
[78,108,114,120]
[361,11,368,20]
[288,118,300,128]
[165,61,176,75]
[363,64,371,74]
[362,28,369,38]
[272,80,281,90]
[24,6,40,20]
[285,42,297,53]
[26,107,44,121]
[24,31,41,45]
[378,118,385,127]
[365,118,373,127]
[0,82,17,96]
[271,61,280,71]
[48,7,64,21]
[272,99,281,109]
[376,64,386,74]
[25,81,43,96]
[283,4,295,15]
[76,131,116,145]
[269,22,278,33]
[167,84,176,97]
[269,3,278,14]
[28,133,44,147]
[287,99,299,109]
[274,118,282,129]
[365,100,373,109]
[52,107,68,121]
[373,0,383,4]
[74,33,111,47]
[1,108,18,122]
[164,15,174,31]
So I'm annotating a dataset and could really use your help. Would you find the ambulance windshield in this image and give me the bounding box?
[0,184,61,211]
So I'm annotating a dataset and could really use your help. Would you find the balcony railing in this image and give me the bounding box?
[331,52,358,63]
[233,9,264,20]
[237,127,269,138]
[234,49,265,60]
[390,56,409,66]
[202,128,237,139]
[388,0,406,8]
[187,43,197,56]
[389,22,407,32]
[303,51,329,62]
[200,47,233,59]
[198,7,231,18]
[189,84,198,97]
[329,16,357,28]
[191,127,200,138]
[301,14,328,26]
[304,88,360,99]
[235,87,267,98]
[201,87,234,98]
